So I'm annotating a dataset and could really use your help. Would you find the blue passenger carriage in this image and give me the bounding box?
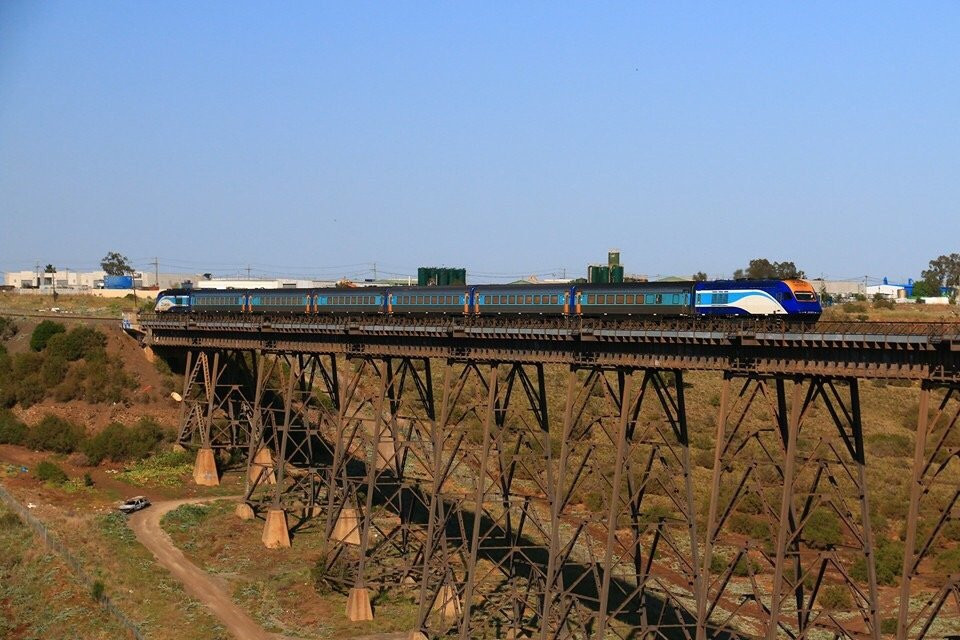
[389,287,470,315]
[576,283,693,316]
[190,290,247,314]
[314,288,388,315]
[247,290,313,314]
[473,284,571,315]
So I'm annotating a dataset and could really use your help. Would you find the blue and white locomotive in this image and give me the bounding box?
[155,278,821,320]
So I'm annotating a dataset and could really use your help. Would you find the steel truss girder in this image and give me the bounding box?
[700,373,882,640]
[897,380,960,639]
[176,349,259,450]
[174,343,960,639]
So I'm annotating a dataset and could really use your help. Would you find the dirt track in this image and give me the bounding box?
[128,497,288,640]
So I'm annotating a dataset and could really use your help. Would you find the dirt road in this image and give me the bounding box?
[128,496,288,640]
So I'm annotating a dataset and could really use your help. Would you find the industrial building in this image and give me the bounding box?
[2,269,201,292]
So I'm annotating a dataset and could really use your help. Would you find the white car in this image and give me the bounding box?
[118,496,150,514]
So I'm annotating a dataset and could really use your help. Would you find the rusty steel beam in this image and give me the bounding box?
[149,313,960,639]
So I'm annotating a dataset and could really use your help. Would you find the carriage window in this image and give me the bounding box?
[587,294,596,304]
[616,295,624,304]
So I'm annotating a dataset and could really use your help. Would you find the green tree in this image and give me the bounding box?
[733,259,805,280]
[35,460,68,484]
[913,273,941,298]
[25,414,85,454]
[100,252,134,276]
[30,320,65,351]
[922,253,960,291]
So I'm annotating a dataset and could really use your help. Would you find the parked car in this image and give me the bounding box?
[118,496,150,514]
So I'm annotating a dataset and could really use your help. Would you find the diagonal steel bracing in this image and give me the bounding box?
[167,340,960,639]
[176,349,259,450]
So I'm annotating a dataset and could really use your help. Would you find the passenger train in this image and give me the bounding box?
[154,279,822,320]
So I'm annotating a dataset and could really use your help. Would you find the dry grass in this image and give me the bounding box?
[161,500,421,639]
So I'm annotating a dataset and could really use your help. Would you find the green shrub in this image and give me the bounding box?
[46,326,107,361]
[160,503,210,532]
[30,320,65,351]
[96,511,135,544]
[14,378,45,408]
[0,316,17,341]
[731,555,762,576]
[26,414,85,453]
[310,550,350,595]
[35,460,68,484]
[865,432,912,458]
[804,509,843,550]
[40,354,68,387]
[736,492,765,516]
[851,538,903,586]
[873,296,895,310]
[0,409,27,445]
[819,584,852,609]
[0,509,22,529]
[80,357,136,404]
[83,418,167,465]
[730,513,770,541]
[708,553,727,574]
[7,352,45,408]
[120,449,193,487]
[53,366,85,402]
[935,547,960,574]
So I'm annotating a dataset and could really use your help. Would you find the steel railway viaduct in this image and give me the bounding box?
[134,312,960,640]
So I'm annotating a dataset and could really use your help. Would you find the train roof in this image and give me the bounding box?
[576,281,694,291]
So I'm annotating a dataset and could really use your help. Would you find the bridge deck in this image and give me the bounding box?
[138,314,960,381]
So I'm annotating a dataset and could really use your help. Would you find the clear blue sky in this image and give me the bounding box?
[1,2,957,282]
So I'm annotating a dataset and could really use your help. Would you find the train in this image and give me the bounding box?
[154,278,822,319]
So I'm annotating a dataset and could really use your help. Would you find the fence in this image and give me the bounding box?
[0,482,146,640]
